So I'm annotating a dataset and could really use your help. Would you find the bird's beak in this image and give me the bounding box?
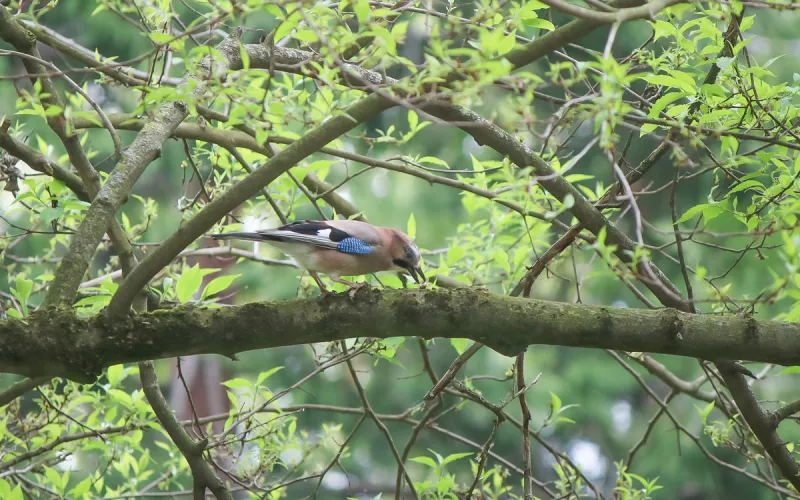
[409,265,426,285]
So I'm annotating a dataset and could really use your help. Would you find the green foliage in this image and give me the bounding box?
[410,449,473,499]
[614,462,663,499]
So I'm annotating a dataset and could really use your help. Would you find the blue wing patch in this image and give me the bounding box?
[337,237,374,255]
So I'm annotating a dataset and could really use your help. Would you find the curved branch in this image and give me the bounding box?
[0,376,50,408]
[772,400,800,426]
[0,122,88,200]
[0,9,135,278]
[69,114,567,230]
[539,0,685,23]
[107,93,394,314]
[42,28,244,309]
[140,361,232,500]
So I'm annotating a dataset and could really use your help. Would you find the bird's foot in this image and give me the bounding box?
[347,282,369,300]
[309,271,332,297]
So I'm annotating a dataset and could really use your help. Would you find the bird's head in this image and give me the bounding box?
[389,230,426,285]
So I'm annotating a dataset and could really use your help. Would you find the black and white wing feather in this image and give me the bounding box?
[212,220,376,255]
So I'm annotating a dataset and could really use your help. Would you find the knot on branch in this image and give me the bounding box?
[744,316,759,340]
[190,437,209,457]
[660,308,684,341]
[215,26,246,64]
[0,150,24,195]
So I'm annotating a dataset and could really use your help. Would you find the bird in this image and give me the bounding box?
[211,219,426,297]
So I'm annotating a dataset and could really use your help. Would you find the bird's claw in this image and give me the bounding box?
[347,282,369,300]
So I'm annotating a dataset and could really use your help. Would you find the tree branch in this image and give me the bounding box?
[107,93,394,314]
[0,9,135,279]
[538,0,685,23]
[717,364,800,485]
[139,360,232,500]
[41,28,244,309]
[0,121,88,200]
[772,399,800,427]
[0,376,50,407]
[3,289,800,380]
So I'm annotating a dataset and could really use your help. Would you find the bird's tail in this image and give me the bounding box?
[211,232,280,242]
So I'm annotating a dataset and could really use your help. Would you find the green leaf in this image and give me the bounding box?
[40,206,63,224]
[14,275,32,303]
[640,74,695,94]
[239,44,250,70]
[564,174,594,183]
[407,213,416,240]
[222,378,253,390]
[108,388,133,407]
[148,32,173,45]
[11,275,33,316]
[47,180,66,195]
[470,153,483,171]
[493,248,510,273]
[176,264,203,304]
[497,30,517,56]
[648,91,686,120]
[695,401,715,424]
[353,0,370,23]
[74,294,111,308]
[43,466,64,492]
[256,367,284,386]
[728,179,764,195]
[447,246,465,265]
[107,364,125,386]
[6,485,21,500]
[292,29,318,43]
[778,366,800,375]
[550,391,562,414]
[451,338,469,355]
[274,17,298,43]
[715,56,735,70]
[202,274,240,300]
[675,203,724,224]
[409,456,438,469]
[732,37,753,55]
[0,478,21,500]
[408,109,418,131]
[295,159,336,180]
[441,452,473,467]
[523,18,555,31]
[0,478,11,496]
[419,156,449,168]
[62,200,91,211]
[69,477,92,499]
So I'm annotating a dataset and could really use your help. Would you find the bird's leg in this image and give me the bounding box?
[308,271,331,296]
[332,277,369,299]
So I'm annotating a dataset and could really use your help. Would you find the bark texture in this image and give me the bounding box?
[1,288,797,381]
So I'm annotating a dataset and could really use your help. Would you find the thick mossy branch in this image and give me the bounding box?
[2,288,799,381]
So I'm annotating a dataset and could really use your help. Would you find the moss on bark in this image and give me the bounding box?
[2,288,799,381]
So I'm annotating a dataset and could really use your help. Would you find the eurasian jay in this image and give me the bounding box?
[211,219,426,296]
